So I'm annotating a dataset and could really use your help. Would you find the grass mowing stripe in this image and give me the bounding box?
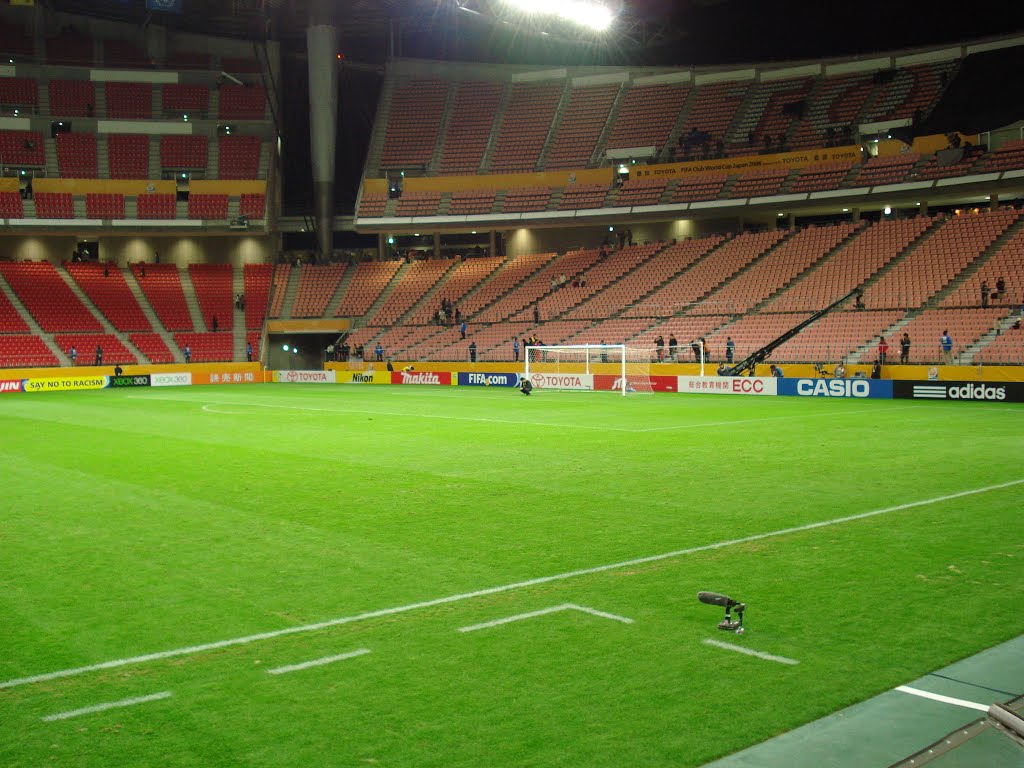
[40,691,172,722]
[1,477,1019,692]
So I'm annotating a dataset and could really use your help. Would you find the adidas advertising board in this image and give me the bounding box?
[777,378,893,399]
[893,380,1024,403]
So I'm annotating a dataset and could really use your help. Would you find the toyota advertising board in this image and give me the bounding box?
[677,376,777,396]
[528,373,594,390]
[274,370,337,384]
[458,372,521,387]
[777,378,892,399]
[893,380,1024,403]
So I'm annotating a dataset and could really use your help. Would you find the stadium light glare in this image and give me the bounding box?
[501,0,615,32]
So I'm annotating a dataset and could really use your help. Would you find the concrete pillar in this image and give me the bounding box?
[989,194,999,211]
[377,233,386,261]
[788,213,796,230]
[307,0,338,262]
[433,232,440,259]
[919,201,929,216]
[489,230,496,258]
[851,207,861,223]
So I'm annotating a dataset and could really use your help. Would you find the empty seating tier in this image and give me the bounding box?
[380,79,448,170]
[489,82,562,174]
[334,260,402,317]
[218,135,262,179]
[137,194,176,219]
[85,193,125,219]
[55,333,137,365]
[105,82,152,119]
[438,81,503,175]
[0,130,45,166]
[56,132,98,178]
[129,332,175,364]
[606,84,688,154]
[291,264,345,318]
[0,288,29,332]
[34,192,74,219]
[369,259,452,325]
[174,332,233,362]
[244,264,274,330]
[218,85,267,120]
[49,80,96,117]
[0,77,38,110]
[0,335,58,368]
[108,134,150,179]
[188,194,229,220]
[162,84,209,116]
[65,263,150,331]
[131,264,192,330]
[161,135,208,170]
[0,262,102,332]
[188,264,234,331]
[546,84,619,170]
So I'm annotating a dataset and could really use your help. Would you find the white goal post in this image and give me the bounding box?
[524,344,658,395]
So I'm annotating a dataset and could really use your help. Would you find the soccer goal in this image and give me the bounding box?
[524,344,656,395]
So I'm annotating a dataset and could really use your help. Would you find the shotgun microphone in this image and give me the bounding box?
[697,591,746,633]
[698,591,738,608]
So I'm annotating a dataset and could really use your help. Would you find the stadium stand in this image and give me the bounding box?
[161,135,209,170]
[942,226,1024,308]
[105,82,152,119]
[137,193,176,219]
[488,81,563,173]
[395,190,441,217]
[63,263,150,333]
[438,80,504,175]
[189,264,235,330]
[454,252,554,319]
[605,83,689,155]
[0,21,34,60]
[980,139,1024,172]
[727,167,790,198]
[131,264,192,331]
[406,256,504,324]
[369,258,452,325]
[218,135,262,179]
[863,208,1021,309]
[107,134,150,179]
[244,264,274,329]
[612,178,667,207]
[558,184,608,210]
[0,130,45,166]
[677,81,748,156]
[546,84,620,169]
[165,50,212,70]
[788,162,856,193]
[34,192,75,219]
[884,307,1007,363]
[0,288,29,332]
[0,190,24,218]
[55,132,98,178]
[501,187,552,213]
[103,39,148,69]
[380,79,448,170]
[357,192,387,217]
[188,194,229,220]
[268,263,291,318]
[0,335,58,368]
[239,193,267,220]
[0,77,38,112]
[671,172,728,203]
[129,332,176,364]
[291,264,345,318]
[174,332,233,362]
[49,80,95,117]
[218,85,267,120]
[334,260,402,317]
[851,153,920,186]
[161,84,210,117]
[448,189,496,215]
[55,333,137,364]
[0,262,102,332]
[44,33,94,67]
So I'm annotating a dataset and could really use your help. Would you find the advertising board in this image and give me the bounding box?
[893,380,1024,403]
[336,370,390,384]
[151,372,193,387]
[0,379,25,393]
[457,372,521,387]
[593,374,677,392]
[108,374,151,388]
[528,373,594,390]
[24,376,108,393]
[677,376,778,396]
[391,371,453,385]
[777,378,892,399]
[274,370,337,384]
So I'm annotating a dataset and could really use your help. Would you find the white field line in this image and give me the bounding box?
[41,691,172,722]
[266,648,371,676]
[458,603,634,633]
[1,478,1021,691]
[634,407,889,433]
[895,685,990,712]
[459,604,573,633]
[702,639,799,666]
[565,604,634,624]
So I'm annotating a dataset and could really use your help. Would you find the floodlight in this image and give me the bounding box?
[282,344,290,351]
[884,206,892,215]
[501,0,615,32]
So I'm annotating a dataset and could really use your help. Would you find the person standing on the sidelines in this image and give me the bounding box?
[940,330,953,365]
[513,338,520,362]
[460,319,467,340]
[899,333,911,364]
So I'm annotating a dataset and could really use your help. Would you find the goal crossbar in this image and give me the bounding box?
[524,344,654,396]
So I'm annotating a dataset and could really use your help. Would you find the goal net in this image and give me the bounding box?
[524,344,655,395]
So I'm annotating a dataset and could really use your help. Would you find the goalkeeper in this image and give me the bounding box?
[519,377,533,396]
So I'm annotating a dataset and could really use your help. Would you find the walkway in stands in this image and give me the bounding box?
[702,634,1024,767]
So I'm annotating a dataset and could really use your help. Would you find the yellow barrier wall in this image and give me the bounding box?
[633,145,861,179]
[189,180,267,195]
[362,167,614,196]
[33,179,177,195]
[0,362,262,380]
[267,319,351,333]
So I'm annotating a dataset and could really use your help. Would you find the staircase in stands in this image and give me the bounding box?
[427,82,457,175]
[278,265,302,319]
[535,79,574,172]
[56,266,147,363]
[478,83,511,175]
[588,80,629,168]
[232,265,246,360]
[178,266,209,332]
[124,267,182,362]
[353,260,411,328]
[0,276,68,364]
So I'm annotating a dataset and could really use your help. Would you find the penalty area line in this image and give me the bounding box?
[702,639,798,666]
[266,648,371,676]
[1,478,1021,691]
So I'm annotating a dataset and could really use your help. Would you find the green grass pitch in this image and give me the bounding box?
[1,384,1021,767]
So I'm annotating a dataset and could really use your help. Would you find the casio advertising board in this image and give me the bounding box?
[777,378,893,399]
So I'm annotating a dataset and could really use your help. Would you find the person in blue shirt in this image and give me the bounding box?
[726,337,735,364]
[460,320,467,339]
[940,330,953,365]
[513,338,520,362]
[374,342,384,362]
[184,344,191,363]
[770,365,783,378]
[246,341,253,362]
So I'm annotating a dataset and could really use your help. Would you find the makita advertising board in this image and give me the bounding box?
[457,372,520,387]
[391,371,453,385]
[677,376,777,396]
[777,378,893,399]
[274,370,336,384]
[893,380,1024,403]
[593,374,677,392]
[528,373,594,390]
